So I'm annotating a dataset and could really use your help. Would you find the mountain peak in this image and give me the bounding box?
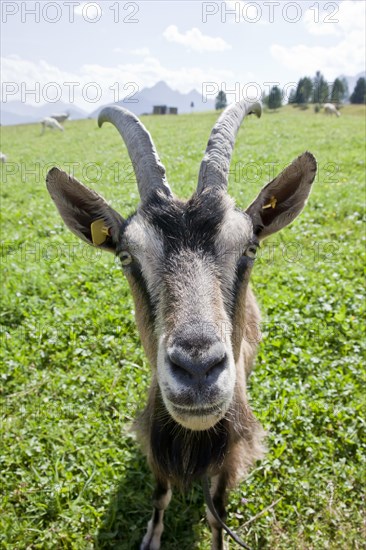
[149,80,171,91]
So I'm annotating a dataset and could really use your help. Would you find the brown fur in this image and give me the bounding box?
[134,284,266,488]
[125,271,158,368]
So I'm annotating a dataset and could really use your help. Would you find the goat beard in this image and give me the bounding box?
[135,385,257,489]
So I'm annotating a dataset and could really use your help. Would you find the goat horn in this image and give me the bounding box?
[197,100,262,193]
[98,106,171,201]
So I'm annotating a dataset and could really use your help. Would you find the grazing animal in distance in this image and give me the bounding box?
[0,152,6,163]
[324,103,340,117]
[40,117,64,135]
[50,113,70,123]
[45,101,317,549]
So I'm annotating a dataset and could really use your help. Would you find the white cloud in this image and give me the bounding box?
[130,47,150,56]
[304,0,365,37]
[113,47,151,56]
[0,55,234,109]
[272,0,365,80]
[162,25,231,52]
[74,2,102,20]
[271,38,364,81]
[224,1,269,24]
[303,9,337,36]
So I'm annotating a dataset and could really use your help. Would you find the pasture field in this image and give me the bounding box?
[1,105,365,549]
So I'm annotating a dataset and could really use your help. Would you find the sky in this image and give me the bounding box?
[1,0,365,111]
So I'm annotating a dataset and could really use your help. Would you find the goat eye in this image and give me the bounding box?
[119,251,132,266]
[244,245,257,259]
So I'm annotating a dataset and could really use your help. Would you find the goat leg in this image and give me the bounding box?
[206,473,229,550]
[140,479,172,550]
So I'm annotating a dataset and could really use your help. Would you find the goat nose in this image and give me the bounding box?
[167,342,227,385]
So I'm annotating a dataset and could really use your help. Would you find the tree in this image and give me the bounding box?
[350,77,366,104]
[331,78,346,105]
[312,71,329,104]
[341,77,349,101]
[215,90,227,110]
[288,89,297,104]
[267,86,282,110]
[294,77,313,104]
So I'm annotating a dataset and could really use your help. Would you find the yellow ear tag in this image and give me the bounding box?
[90,219,110,246]
[262,196,277,209]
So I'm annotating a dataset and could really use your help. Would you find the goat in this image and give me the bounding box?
[0,152,6,163]
[50,112,70,123]
[45,100,317,549]
[324,103,340,117]
[40,117,64,135]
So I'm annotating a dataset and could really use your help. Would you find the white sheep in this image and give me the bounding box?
[324,103,340,117]
[0,152,7,163]
[50,113,70,123]
[40,117,64,135]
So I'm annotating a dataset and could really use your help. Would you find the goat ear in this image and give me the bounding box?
[46,167,124,252]
[246,152,317,240]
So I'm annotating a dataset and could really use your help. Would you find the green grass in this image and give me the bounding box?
[1,105,365,549]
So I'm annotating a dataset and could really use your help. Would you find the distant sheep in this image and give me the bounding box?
[324,103,340,117]
[0,152,6,163]
[40,117,64,135]
[50,113,70,123]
